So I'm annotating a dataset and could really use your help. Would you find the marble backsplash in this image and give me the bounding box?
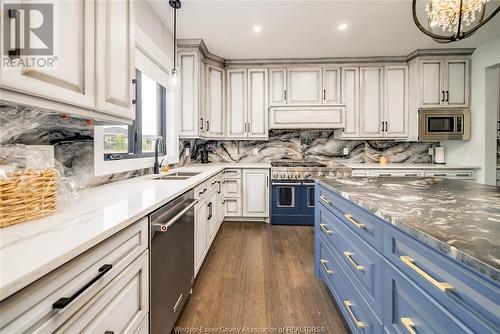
[0,104,151,188]
[179,130,436,165]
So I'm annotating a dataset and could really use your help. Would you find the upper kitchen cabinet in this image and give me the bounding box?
[269,69,287,105]
[179,51,203,138]
[322,67,342,104]
[340,67,360,138]
[0,0,95,109]
[287,68,323,104]
[359,66,384,138]
[226,68,268,139]
[384,65,409,138]
[206,65,225,138]
[94,0,135,120]
[419,57,470,108]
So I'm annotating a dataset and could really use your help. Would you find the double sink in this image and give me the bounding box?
[153,171,202,180]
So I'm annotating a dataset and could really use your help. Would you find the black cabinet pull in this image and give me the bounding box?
[104,332,114,334]
[441,91,445,102]
[323,89,326,100]
[385,121,388,132]
[131,79,137,104]
[284,90,287,101]
[445,91,449,102]
[207,202,212,220]
[206,120,210,132]
[381,122,385,132]
[200,118,204,130]
[53,264,113,309]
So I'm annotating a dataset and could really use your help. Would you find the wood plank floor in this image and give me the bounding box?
[176,222,348,333]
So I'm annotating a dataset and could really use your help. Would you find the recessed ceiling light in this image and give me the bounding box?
[338,23,348,31]
[253,25,262,33]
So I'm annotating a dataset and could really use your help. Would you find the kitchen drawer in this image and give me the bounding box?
[383,262,473,334]
[224,198,242,216]
[424,170,476,179]
[317,184,384,251]
[318,206,384,318]
[383,225,500,333]
[54,250,149,333]
[318,235,383,334]
[0,218,148,333]
[369,170,423,177]
[223,169,242,179]
[352,170,369,177]
[223,179,242,197]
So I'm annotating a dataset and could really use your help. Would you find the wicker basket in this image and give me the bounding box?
[0,169,57,228]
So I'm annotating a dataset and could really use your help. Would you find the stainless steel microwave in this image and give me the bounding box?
[419,109,471,140]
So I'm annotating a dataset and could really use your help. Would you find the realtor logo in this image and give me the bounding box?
[2,3,53,56]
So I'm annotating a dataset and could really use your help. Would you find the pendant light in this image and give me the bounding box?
[169,0,181,86]
[412,0,500,43]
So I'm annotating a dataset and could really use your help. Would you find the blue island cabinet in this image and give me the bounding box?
[314,181,500,334]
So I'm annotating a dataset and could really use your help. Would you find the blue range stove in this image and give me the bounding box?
[270,161,351,226]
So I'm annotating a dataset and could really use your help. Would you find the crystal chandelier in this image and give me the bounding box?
[412,0,500,43]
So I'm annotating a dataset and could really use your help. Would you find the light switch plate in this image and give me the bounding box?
[253,148,259,155]
[185,148,190,156]
[343,147,349,155]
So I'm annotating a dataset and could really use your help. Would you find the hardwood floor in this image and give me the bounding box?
[176,221,348,333]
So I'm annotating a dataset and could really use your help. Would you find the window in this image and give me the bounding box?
[104,69,166,160]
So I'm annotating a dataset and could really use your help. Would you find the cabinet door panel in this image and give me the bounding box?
[207,65,224,137]
[323,68,341,104]
[360,67,384,137]
[226,70,247,138]
[384,66,408,138]
[269,69,286,105]
[194,201,208,275]
[247,69,268,138]
[287,68,322,104]
[445,60,469,107]
[224,198,242,217]
[179,53,199,136]
[242,169,269,217]
[420,60,443,107]
[0,0,94,109]
[341,67,359,137]
[95,0,134,119]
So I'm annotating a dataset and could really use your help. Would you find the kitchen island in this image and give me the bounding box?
[315,177,500,334]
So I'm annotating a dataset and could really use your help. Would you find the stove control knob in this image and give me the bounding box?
[305,174,311,179]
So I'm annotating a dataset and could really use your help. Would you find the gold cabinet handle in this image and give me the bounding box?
[320,223,332,235]
[343,251,364,271]
[401,317,416,334]
[344,214,365,229]
[320,258,333,275]
[319,195,331,205]
[343,301,365,328]
[400,256,453,292]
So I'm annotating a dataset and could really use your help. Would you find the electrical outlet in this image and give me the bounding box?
[343,147,349,155]
[185,148,190,156]
[253,148,259,156]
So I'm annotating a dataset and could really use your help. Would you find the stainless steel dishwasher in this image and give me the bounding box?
[149,190,196,334]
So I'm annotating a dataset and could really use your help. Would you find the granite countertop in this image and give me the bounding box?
[318,177,500,282]
[343,163,481,170]
[0,163,270,301]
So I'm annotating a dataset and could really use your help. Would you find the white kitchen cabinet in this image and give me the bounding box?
[242,169,269,217]
[54,251,149,334]
[287,68,323,104]
[224,198,242,217]
[223,178,242,197]
[206,65,225,137]
[269,106,345,129]
[226,69,247,138]
[340,67,360,138]
[95,0,135,120]
[269,69,287,105]
[323,67,342,104]
[359,67,384,138]
[384,65,408,138]
[424,170,476,179]
[179,52,201,137]
[419,58,469,108]
[206,189,219,242]
[0,0,95,110]
[194,199,208,275]
[226,69,268,139]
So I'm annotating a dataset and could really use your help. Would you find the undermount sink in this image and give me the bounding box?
[153,171,202,181]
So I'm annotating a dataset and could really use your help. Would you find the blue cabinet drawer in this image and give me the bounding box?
[317,235,383,334]
[317,205,384,319]
[383,225,500,333]
[317,183,383,251]
[383,262,473,334]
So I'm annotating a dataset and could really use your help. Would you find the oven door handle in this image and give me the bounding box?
[271,182,302,186]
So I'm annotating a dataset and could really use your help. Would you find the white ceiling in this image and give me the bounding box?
[148,0,500,59]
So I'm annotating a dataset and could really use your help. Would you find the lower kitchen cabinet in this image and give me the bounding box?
[242,169,269,217]
[315,182,500,334]
[194,199,209,275]
[0,218,149,333]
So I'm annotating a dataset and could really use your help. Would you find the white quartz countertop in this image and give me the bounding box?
[343,163,481,170]
[0,163,269,301]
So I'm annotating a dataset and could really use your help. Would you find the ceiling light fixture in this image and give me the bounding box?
[253,25,262,33]
[169,0,181,86]
[338,23,348,31]
[412,0,500,43]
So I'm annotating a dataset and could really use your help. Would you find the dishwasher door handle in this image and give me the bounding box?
[152,199,198,232]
